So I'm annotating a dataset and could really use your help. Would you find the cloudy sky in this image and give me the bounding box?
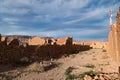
[0,0,119,40]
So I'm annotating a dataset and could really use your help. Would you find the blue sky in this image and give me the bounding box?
[0,0,120,40]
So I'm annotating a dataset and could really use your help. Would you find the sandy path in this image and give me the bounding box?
[1,49,118,80]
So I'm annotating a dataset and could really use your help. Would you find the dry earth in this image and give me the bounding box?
[0,49,119,80]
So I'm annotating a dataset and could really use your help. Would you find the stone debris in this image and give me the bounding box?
[73,41,107,49]
[84,73,120,80]
[84,75,92,80]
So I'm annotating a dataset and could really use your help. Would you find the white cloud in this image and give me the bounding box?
[7,31,30,35]
[0,0,90,16]
[0,0,119,40]
[0,0,30,15]
[0,25,23,32]
[0,24,108,40]
[0,7,29,15]
[31,28,108,38]
[33,15,52,23]
[64,7,108,24]
[2,17,19,22]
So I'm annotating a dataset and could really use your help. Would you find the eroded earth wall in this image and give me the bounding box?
[0,36,92,64]
[107,8,120,64]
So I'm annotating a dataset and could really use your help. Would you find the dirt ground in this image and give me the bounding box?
[0,49,119,80]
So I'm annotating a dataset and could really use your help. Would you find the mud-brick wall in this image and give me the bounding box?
[107,25,117,62]
[108,25,120,64]
[0,38,92,64]
[107,8,120,65]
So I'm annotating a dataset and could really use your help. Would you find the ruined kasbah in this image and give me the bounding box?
[1,8,120,80]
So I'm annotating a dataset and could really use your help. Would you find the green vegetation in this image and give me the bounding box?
[65,67,74,75]
[92,52,95,53]
[13,57,31,68]
[65,66,100,80]
[44,62,60,71]
[102,55,109,59]
[99,63,110,66]
[0,71,22,80]
[79,70,100,80]
[65,74,78,80]
[102,49,106,52]
[65,66,75,80]
[83,64,95,68]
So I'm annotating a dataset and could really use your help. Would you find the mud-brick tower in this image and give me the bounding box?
[116,7,120,26]
[115,7,120,64]
[108,7,120,65]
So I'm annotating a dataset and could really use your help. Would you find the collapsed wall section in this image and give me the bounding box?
[0,36,91,64]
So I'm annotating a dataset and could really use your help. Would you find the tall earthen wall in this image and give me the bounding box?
[108,7,120,64]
